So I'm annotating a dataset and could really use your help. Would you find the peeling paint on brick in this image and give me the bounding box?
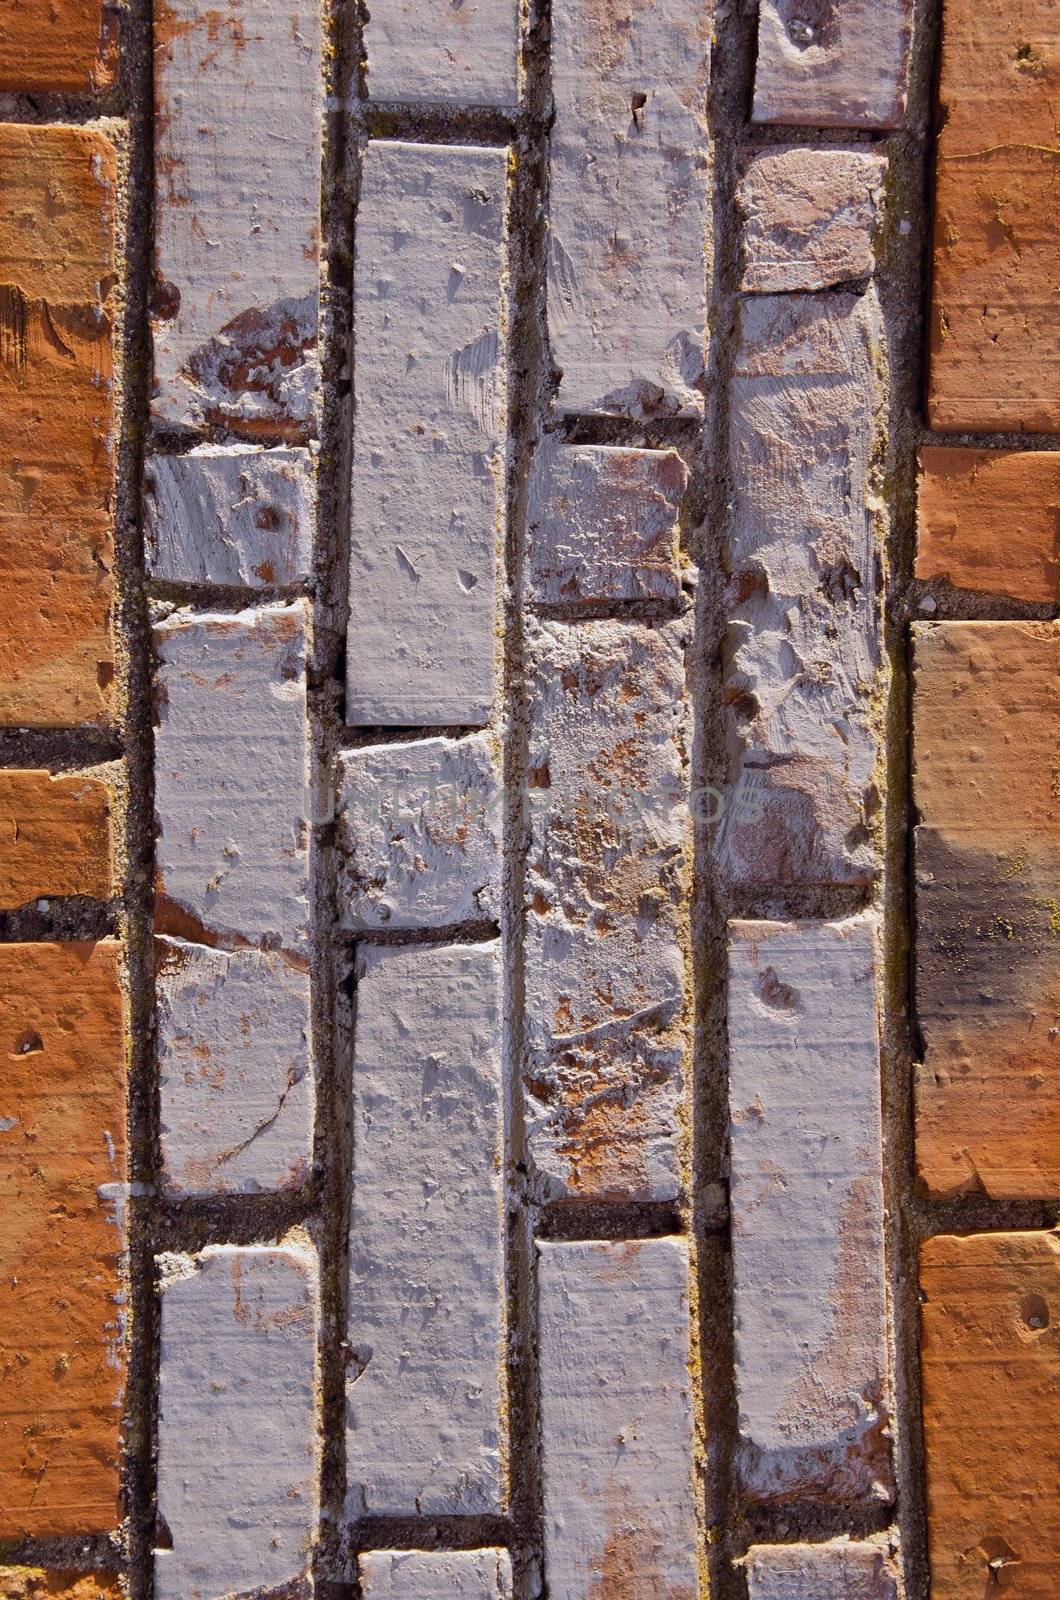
[737,147,888,293]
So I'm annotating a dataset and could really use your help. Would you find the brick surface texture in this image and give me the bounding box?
[916,446,1059,605]
[362,0,519,108]
[753,0,914,128]
[745,1540,900,1600]
[359,1550,514,1600]
[738,147,888,293]
[0,769,113,908]
[0,1574,124,1600]
[0,0,118,93]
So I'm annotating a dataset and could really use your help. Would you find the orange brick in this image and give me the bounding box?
[0,769,113,908]
[920,1231,1059,1600]
[0,0,119,94]
[927,0,1059,431]
[0,124,118,728]
[917,448,1060,605]
[0,1571,123,1600]
[0,941,126,1538]
[913,623,1059,1199]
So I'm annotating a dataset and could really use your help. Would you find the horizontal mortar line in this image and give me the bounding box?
[147,581,314,612]
[343,918,501,951]
[534,1198,686,1244]
[740,123,889,149]
[723,884,877,924]
[0,731,124,763]
[907,588,1057,624]
[145,1189,320,1252]
[348,1513,515,1552]
[906,1196,1058,1238]
[558,413,704,449]
[335,724,492,749]
[360,103,519,146]
[0,1533,123,1573]
[737,1499,896,1546]
[530,596,693,627]
[0,94,129,126]
[0,904,118,942]
[147,424,318,455]
[919,426,1060,453]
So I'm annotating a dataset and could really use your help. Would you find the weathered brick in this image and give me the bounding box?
[0,1572,123,1600]
[738,147,888,293]
[528,439,687,606]
[728,917,891,1505]
[916,447,1059,606]
[153,601,310,952]
[525,616,690,1202]
[0,941,125,1538]
[156,937,312,1196]
[913,622,1059,1200]
[363,0,519,108]
[752,1,913,129]
[0,124,117,727]
[347,941,505,1515]
[717,290,884,890]
[145,446,315,588]
[538,1238,699,1600]
[0,0,118,92]
[155,1241,319,1600]
[745,1540,899,1600]
[549,0,710,416]
[337,734,501,931]
[0,769,113,908]
[359,1551,514,1600]
[928,0,1059,432]
[920,1231,1059,1600]
[152,0,321,432]
[348,141,506,727]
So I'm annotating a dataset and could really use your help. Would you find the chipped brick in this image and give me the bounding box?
[156,936,312,1197]
[0,769,112,908]
[0,0,118,92]
[359,1551,514,1600]
[528,439,687,606]
[916,447,1059,606]
[155,1241,320,1600]
[738,147,888,293]
[745,1539,900,1600]
[347,941,506,1515]
[717,290,884,890]
[0,1573,123,1600]
[347,141,507,726]
[928,0,1059,431]
[0,124,117,727]
[728,917,892,1506]
[363,0,519,108]
[752,1,913,129]
[524,616,691,1203]
[549,0,711,416]
[152,0,321,431]
[145,446,315,588]
[538,1238,699,1600]
[913,622,1059,1200]
[337,734,501,932]
[920,1231,1059,1600]
[0,942,125,1539]
[153,601,311,953]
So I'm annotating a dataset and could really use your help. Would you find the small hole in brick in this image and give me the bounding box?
[1020,1292,1049,1330]
[12,1030,43,1057]
[776,0,840,51]
[631,91,648,129]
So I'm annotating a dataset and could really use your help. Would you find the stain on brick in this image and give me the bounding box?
[359,1550,514,1600]
[916,447,1059,605]
[0,769,112,908]
[363,0,519,108]
[753,0,913,129]
[737,147,888,292]
[0,0,119,92]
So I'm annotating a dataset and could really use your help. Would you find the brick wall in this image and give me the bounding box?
[0,3,1055,1600]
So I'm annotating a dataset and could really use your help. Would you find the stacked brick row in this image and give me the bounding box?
[915,1,1059,1595]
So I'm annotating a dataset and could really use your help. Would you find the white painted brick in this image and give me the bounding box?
[347,941,505,1515]
[549,1,711,416]
[156,936,312,1196]
[364,0,519,109]
[152,0,321,431]
[728,917,891,1504]
[153,601,310,951]
[738,148,888,293]
[717,290,884,889]
[745,1539,900,1600]
[525,616,690,1202]
[145,446,315,587]
[753,1,913,130]
[528,439,687,605]
[154,1241,319,1600]
[360,1551,513,1600]
[337,734,501,931]
[538,1238,699,1600]
[348,141,507,726]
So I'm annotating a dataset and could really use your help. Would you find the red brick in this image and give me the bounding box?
[916,448,1059,606]
[0,941,126,1537]
[0,769,113,908]
[0,0,119,93]
[920,1231,1059,1600]
[0,1572,123,1600]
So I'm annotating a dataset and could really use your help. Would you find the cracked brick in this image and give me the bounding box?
[738,147,888,292]
[752,1,913,129]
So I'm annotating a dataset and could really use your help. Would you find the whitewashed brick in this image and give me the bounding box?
[364,0,519,109]
[145,446,314,587]
[348,141,507,726]
[745,1539,900,1600]
[753,1,913,129]
[738,148,888,293]
[360,1551,513,1600]
[538,1238,699,1600]
[154,1242,319,1600]
[156,936,312,1196]
[153,601,310,951]
[152,0,321,430]
[528,439,687,605]
[549,0,711,416]
[728,917,891,1504]
[717,290,884,889]
[347,941,505,1515]
[337,734,501,931]
[525,616,690,1202]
